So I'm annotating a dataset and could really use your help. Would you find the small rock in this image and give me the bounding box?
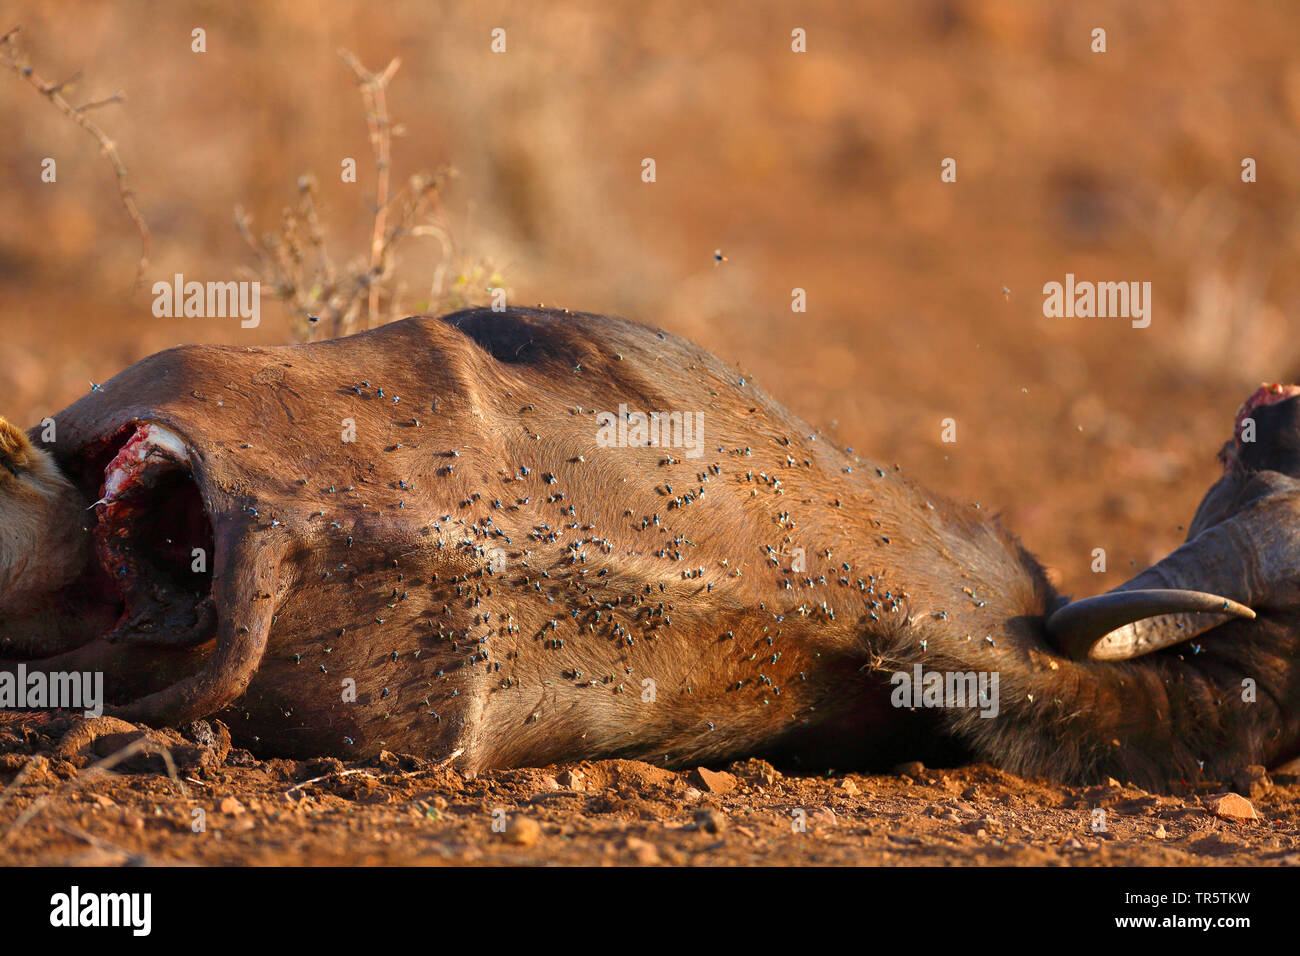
[539,775,559,791]
[961,786,980,800]
[689,767,737,795]
[219,797,246,816]
[1154,824,1168,839]
[810,807,837,828]
[682,787,702,802]
[1206,792,1258,822]
[839,778,859,795]
[892,761,925,777]
[557,769,586,792]
[90,793,117,808]
[1105,777,1122,789]
[504,816,541,846]
[693,808,728,833]
[1063,837,1084,850]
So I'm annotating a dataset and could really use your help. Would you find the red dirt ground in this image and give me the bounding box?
[1,715,1297,865]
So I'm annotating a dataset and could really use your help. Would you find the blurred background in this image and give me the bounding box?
[2,0,1299,596]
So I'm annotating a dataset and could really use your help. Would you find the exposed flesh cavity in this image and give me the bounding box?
[99,423,190,506]
[1224,382,1300,467]
[89,423,214,645]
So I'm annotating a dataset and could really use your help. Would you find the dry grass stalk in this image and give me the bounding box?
[236,49,503,342]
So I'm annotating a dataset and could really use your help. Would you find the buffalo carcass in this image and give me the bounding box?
[1,308,1297,788]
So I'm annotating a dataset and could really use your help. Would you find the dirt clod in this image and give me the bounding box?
[693,808,728,833]
[505,816,542,846]
[689,767,737,795]
[557,769,586,791]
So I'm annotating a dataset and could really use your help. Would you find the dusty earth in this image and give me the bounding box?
[1,713,1296,866]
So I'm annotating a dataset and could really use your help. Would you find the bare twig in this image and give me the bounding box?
[0,25,150,288]
[49,819,149,865]
[284,768,372,796]
[2,735,151,843]
[237,50,499,342]
[1,733,188,843]
[158,745,190,799]
[339,49,401,328]
[283,747,462,798]
[75,90,125,113]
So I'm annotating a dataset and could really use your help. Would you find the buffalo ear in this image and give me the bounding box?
[0,417,34,476]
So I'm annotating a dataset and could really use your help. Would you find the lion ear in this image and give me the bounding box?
[0,417,34,476]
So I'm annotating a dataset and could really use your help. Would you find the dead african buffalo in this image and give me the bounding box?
[1,307,1298,788]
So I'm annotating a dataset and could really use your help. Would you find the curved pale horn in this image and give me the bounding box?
[1048,508,1273,661]
[1049,589,1254,661]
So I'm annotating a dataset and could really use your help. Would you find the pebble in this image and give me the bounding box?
[693,808,728,833]
[1206,792,1258,822]
[557,769,586,792]
[690,767,737,795]
[810,807,837,828]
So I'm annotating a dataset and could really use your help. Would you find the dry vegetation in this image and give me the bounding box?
[234,50,503,341]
